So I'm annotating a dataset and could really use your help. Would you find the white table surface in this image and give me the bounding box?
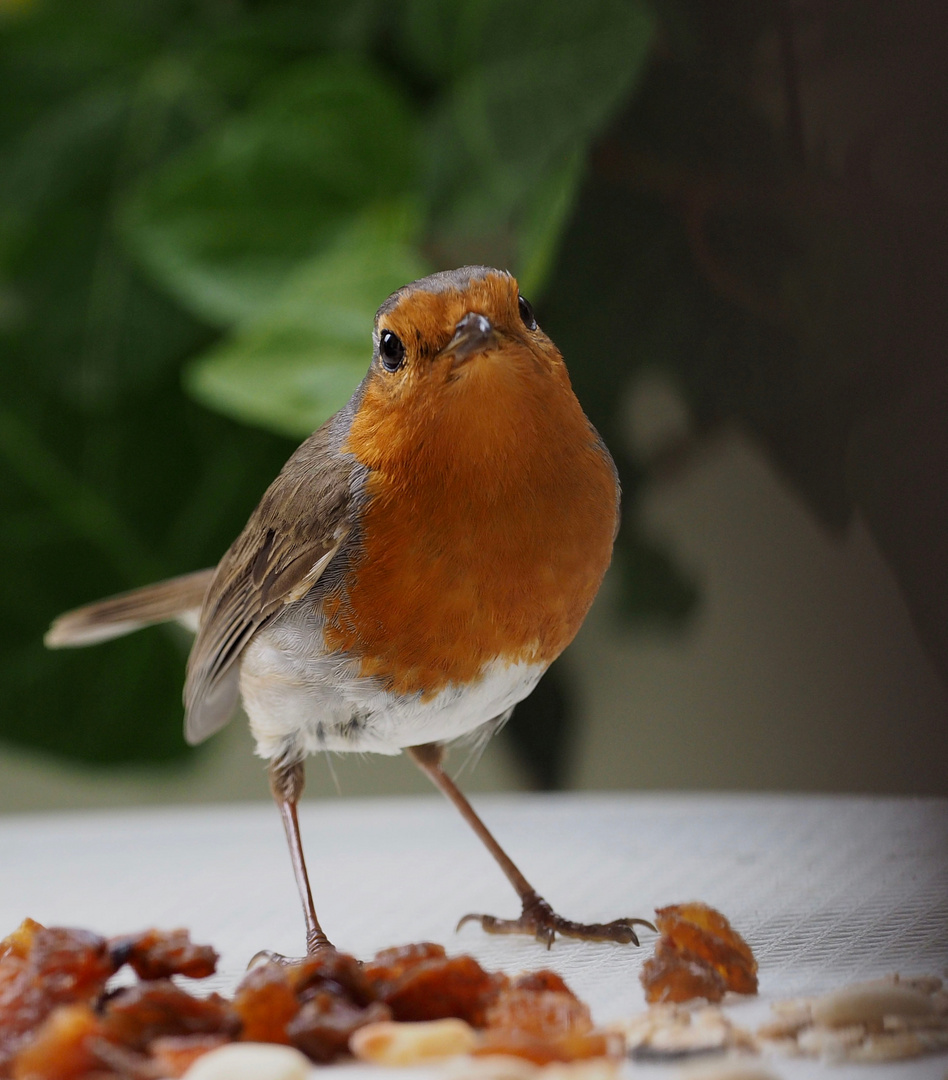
[1,792,946,1079]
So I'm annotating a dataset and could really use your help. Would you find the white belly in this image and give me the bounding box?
[239,607,546,762]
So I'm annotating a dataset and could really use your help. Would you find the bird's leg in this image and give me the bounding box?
[406,743,653,948]
[264,758,334,958]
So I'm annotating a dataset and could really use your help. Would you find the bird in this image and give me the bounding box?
[46,265,651,956]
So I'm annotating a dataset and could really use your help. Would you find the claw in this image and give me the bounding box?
[248,948,292,968]
[456,896,655,947]
[247,938,337,969]
[457,912,555,946]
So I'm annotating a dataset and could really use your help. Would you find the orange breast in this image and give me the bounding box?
[322,342,618,699]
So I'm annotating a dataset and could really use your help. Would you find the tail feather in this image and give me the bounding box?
[45,568,215,648]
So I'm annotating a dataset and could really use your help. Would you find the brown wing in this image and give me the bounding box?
[184,421,358,745]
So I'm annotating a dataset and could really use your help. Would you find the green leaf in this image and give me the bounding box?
[121,57,419,326]
[0,376,296,766]
[185,204,429,438]
[450,0,653,180]
[514,150,585,299]
[422,0,654,291]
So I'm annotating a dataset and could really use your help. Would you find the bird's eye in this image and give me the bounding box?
[518,295,537,331]
[379,330,406,371]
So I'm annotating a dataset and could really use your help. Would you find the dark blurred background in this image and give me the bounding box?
[1,0,946,808]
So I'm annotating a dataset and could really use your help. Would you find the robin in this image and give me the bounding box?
[46,265,651,955]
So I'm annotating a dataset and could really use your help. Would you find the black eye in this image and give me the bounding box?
[379,329,405,371]
[518,294,537,331]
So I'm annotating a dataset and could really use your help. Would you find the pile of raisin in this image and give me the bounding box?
[0,921,615,1077]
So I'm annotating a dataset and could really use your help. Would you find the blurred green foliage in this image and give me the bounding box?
[1,0,945,786]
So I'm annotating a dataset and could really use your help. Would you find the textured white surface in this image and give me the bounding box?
[0,793,945,1078]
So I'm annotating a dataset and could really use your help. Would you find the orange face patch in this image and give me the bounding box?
[320,272,618,698]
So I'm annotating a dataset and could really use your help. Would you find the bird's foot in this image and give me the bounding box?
[457,892,655,948]
[248,930,336,967]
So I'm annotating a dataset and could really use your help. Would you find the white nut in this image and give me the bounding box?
[447,1059,619,1080]
[798,1023,865,1061]
[446,1054,539,1080]
[182,1042,310,1080]
[848,1031,933,1062]
[675,1061,782,1080]
[543,1059,620,1080]
[761,1036,802,1057]
[883,1011,948,1032]
[810,981,934,1027]
[895,975,942,994]
[759,999,811,1038]
[350,1018,478,1064]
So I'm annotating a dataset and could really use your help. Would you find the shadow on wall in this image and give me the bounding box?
[573,382,948,796]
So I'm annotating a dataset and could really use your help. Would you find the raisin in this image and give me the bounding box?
[0,921,44,964]
[8,1004,104,1080]
[108,929,217,982]
[370,952,504,1026]
[362,942,446,989]
[288,950,374,1007]
[232,965,298,1044]
[510,970,576,997]
[654,902,758,995]
[641,939,728,1004]
[287,993,390,1063]
[0,925,115,1073]
[101,980,234,1050]
[485,987,592,1037]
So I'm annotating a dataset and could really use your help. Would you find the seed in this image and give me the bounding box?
[349,1018,478,1064]
[810,981,934,1028]
[181,1042,311,1080]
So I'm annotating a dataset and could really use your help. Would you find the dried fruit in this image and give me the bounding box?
[232,965,298,1044]
[654,903,757,995]
[101,979,234,1050]
[0,919,618,1075]
[640,940,728,1004]
[363,941,446,982]
[8,1004,105,1080]
[109,929,218,982]
[286,993,390,1062]
[509,971,575,996]
[0,922,116,1074]
[288,948,374,1006]
[365,945,504,1026]
[640,903,757,1004]
[485,987,593,1037]
[477,983,611,1065]
[0,921,44,964]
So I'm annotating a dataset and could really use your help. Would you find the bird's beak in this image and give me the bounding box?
[444,312,497,367]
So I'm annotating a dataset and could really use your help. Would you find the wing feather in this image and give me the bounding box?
[45,569,214,648]
[183,421,357,744]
